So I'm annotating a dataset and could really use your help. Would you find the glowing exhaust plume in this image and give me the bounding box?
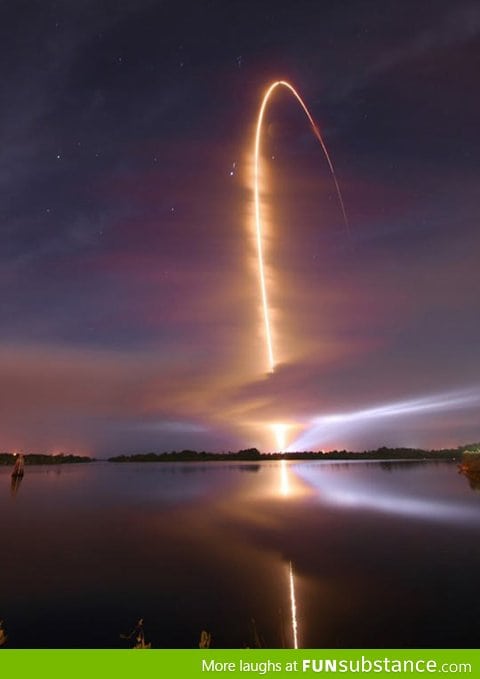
[253,80,350,372]
[272,422,289,451]
[288,561,299,648]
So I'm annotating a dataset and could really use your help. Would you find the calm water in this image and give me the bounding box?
[1,460,479,648]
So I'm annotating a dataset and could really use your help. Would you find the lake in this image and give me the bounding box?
[1,459,479,648]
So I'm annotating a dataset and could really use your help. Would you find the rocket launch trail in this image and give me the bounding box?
[253,80,349,373]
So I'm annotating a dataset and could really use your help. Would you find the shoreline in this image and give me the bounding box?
[2,446,479,466]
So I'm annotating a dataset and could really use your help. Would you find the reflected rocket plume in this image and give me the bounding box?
[280,458,290,496]
[288,561,299,649]
[287,387,480,451]
[293,465,480,523]
[253,80,350,373]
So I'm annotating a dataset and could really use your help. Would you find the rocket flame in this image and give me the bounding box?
[272,422,290,452]
[253,80,349,372]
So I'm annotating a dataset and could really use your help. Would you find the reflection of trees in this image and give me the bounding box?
[459,452,480,492]
[459,468,480,492]
[10,474,23,496]
[238,465,261,473]
[378,461,432,472]
[325,460,434,472]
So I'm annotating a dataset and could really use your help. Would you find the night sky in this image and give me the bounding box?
[2,0,480,456]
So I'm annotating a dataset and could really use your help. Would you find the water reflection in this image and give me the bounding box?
[459,466,480,492]
[274,458,480,648]
[276,459,309,500]
[294,462,480,523]
[1,461,479,648]
[10,474,23,497]
[280,459,290,496]
[277,460,301,648]
[288,561,299,649]
[237,465,261,473]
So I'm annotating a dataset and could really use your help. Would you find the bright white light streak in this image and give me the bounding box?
[287,387,480,451]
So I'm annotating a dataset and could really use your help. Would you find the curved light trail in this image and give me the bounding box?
[253,80,350,373]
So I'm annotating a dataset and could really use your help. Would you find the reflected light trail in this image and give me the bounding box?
[293,466,480,523]
[288,561,299,649]
[276,455,310,499]
[280,459,290,496]
[253,80,349,373]
[287,387,480,451]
